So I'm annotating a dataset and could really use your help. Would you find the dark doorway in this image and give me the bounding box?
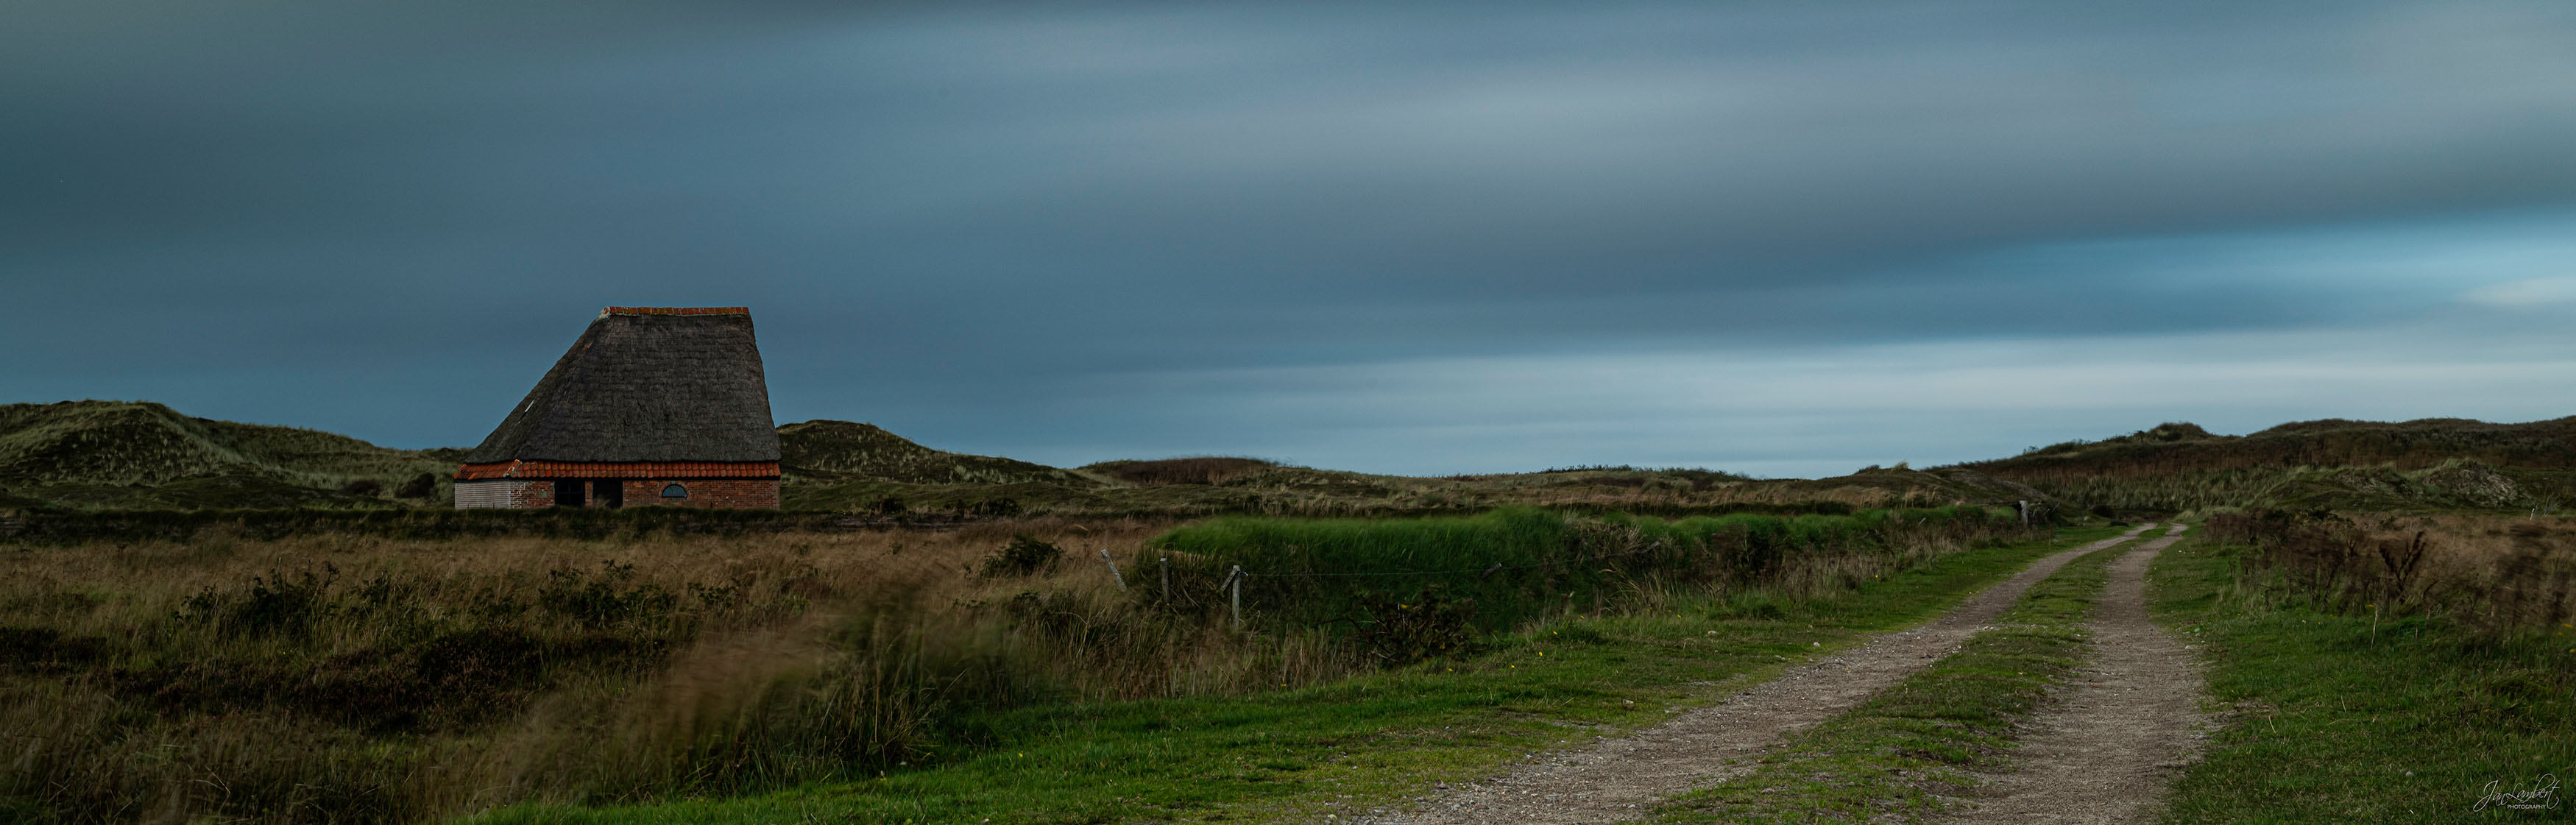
[592,479,625,509]
[553,478,585,508]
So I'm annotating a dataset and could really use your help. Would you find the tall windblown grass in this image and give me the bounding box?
[0,506,2037,824]
[0,520,1161,824]
[2206,509,2576,634]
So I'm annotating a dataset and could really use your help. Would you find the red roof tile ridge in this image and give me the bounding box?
[454,460,780,480]
[598,306,750,317]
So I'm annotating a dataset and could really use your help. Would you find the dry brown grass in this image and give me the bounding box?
[2207,510,2576,633]
[2366,514,2576,630]
[0,517,1314,824]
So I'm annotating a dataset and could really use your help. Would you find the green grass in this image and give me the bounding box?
[1151,505,2023,640]
[1642,529,2141,824]
[2148,533,2576,823]
[455,525,2130,824]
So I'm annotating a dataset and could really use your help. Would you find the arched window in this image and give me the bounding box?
[661,483,687,499]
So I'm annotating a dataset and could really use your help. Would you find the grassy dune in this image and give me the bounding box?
[1963,419,2576,514]
[2,400,2047,518]
[12,403,2574,520]
[0,400,463,509]
[779,459,2041,523]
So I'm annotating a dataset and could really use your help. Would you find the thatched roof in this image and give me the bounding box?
[464,307,780,464]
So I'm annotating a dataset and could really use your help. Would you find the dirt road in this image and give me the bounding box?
[1361,523,2162,825]
[1940,524,2208,824]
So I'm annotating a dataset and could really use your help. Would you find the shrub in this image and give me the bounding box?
[980,534,1064,577]
[177,567,338,640]
[1349,589,1479,665]
[537,561,680,629]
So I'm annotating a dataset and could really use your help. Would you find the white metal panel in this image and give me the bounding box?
[453,480,520,509]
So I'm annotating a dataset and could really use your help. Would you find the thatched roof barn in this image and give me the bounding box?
[453,306,782,509]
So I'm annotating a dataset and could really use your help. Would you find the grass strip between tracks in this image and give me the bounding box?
[453,525,2128,825]
[1643,529,2142,824]
[2146,531,2576,824]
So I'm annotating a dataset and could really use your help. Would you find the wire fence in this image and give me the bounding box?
[1230,540,1666,579]
[1139,539,1681,629]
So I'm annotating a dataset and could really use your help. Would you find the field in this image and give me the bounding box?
[9,406,2576,823]
[0,506,2040,824]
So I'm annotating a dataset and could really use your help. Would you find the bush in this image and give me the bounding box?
[537,561,681,629]
[1350,589,1480,665]
[980,534,1064,577]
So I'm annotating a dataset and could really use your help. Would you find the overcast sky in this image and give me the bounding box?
[7,1,2576,478]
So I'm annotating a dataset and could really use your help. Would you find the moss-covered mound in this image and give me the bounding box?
[0,401,462,510]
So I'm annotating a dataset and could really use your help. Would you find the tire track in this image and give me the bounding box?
[1361,523,2162,825]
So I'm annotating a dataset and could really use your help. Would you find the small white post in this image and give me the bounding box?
[1098,547,1127,590]
[2017,500,2029,525]
[1160,556,1171,601]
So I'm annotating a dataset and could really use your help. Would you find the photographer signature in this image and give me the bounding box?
[2474,774,2561,812]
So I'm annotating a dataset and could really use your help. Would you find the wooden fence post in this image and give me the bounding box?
[1098,547,1127,590]
[1160,556,1170,602]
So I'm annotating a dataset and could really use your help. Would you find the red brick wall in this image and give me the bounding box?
[456,478,776,509]
[620,478,779,509]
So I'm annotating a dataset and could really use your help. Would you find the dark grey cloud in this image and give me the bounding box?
[4,1,2575,472]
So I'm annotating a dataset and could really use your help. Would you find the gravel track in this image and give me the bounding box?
[1356,523,2162,825]
[1939,524,2211,825]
